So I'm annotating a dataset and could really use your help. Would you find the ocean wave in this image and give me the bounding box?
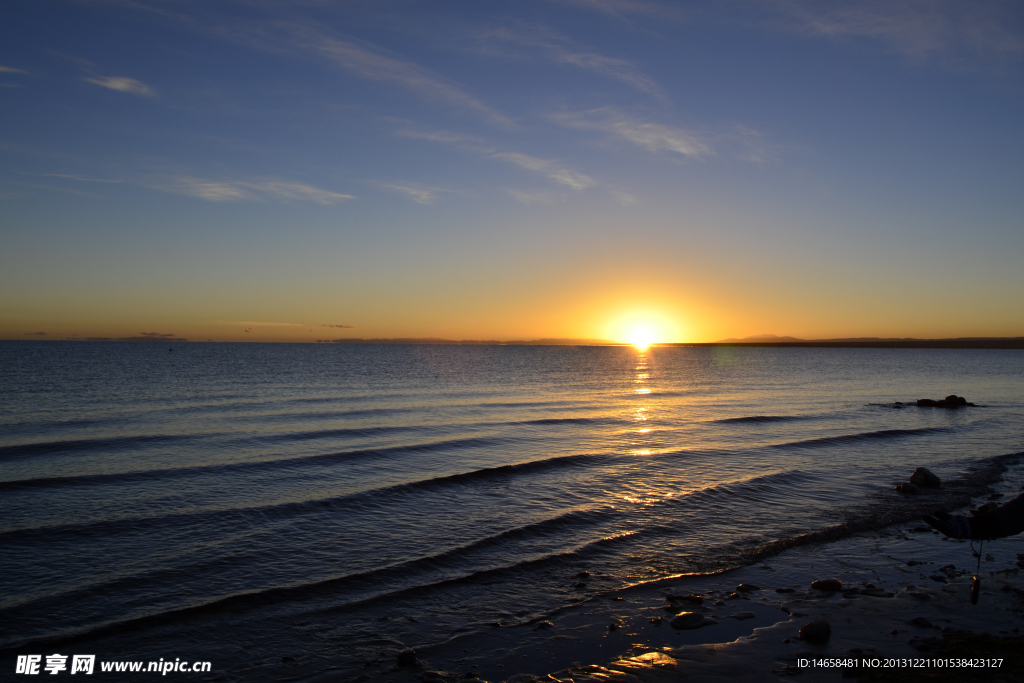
[0,435,509,492]
[0,451,603,539]
[715,415,811,424]
[769,426,953,450]
[0,506,618,651]
[0,434,196,461]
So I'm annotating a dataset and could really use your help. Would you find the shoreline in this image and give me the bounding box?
[340,461,1024,683]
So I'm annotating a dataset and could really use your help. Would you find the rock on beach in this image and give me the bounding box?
[669,612,707,629]
[910,467,941,487]
[798,620,831,645]
[811,579,842,592]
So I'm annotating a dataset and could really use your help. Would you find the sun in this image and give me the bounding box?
[606,310,681,348]
[627,325,657,351]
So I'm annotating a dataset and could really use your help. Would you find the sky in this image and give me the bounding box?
[1,0,1023,343]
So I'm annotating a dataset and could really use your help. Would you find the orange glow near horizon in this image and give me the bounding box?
[607,309,682,348]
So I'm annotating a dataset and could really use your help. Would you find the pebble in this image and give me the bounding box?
[669,612,706,629]
[798,620,831,645]
[811,579,842,591]
[649,616,663,625]
[929,575,948,583]
[732,612,756,620]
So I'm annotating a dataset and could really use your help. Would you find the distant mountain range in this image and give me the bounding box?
[708,335,1024,349]
[715,334,1024,343]
[715,334,806,343]
[315,337,617,345]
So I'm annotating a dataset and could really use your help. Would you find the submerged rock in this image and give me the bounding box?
[799,620,831,645]
[916,395,975,409]
[896,483,920,495]
[732,611,756,620]
[396,650,419,667]
[669,612,706,629]
[908,617,933,628]
[811,579,842,592]
[736,584,761,593]
[533,620,554,630]
[775,587,795,594]
[910,467,941,487]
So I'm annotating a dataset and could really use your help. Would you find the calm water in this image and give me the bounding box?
[2,342,1023,676]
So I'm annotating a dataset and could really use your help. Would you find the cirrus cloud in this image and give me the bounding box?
[160,176,355,204]
[82,76,154,96]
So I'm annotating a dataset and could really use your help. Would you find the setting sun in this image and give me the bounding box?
[628,325,656,350]
[606,310,682,348]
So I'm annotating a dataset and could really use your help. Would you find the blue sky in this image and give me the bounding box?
[2,0,1023,342]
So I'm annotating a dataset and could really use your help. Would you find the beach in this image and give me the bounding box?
[312,454,1024,683]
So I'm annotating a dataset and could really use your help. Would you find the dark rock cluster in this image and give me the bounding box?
[896,467,941,494]
[915,395,975,408]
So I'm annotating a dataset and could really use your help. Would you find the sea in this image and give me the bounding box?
[2,341,1023,679]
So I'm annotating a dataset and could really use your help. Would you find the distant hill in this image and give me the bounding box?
[715,334,806,343]
[704,336,1024,349]
[315,337,618,345]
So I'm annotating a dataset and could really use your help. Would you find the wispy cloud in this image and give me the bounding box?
[217,321,306,327]
[394,128,487,146]
[491,152,597,190]
[290,30,514,128]
[397,125,598,191]
[507,189,559,204]
[759,0,1024,61]
[24,331,47,336]
[0,66,28,74]
[322,324,356,329]
[548,0,687,21]
[161,177,355,204]
[551,108,712,158]
[609,190,638,206]
[82,76,154,96]
[373,182,443,204]
[41,173,123,183]
[480,26,665,99]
